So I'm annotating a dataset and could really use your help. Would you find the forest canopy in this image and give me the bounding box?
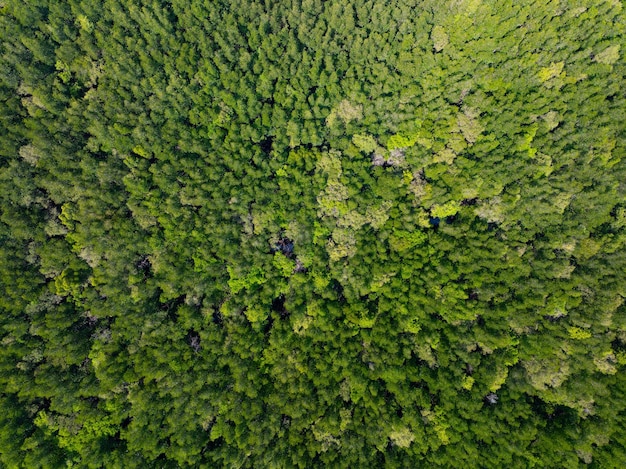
[1,0,626,467]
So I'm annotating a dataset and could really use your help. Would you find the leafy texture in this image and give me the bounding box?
[1,0,625,467]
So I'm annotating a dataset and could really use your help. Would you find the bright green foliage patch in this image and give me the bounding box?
[595,44,621,65]
[352,133,378,153]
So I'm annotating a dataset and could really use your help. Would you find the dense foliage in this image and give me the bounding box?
[1,0,626,466]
